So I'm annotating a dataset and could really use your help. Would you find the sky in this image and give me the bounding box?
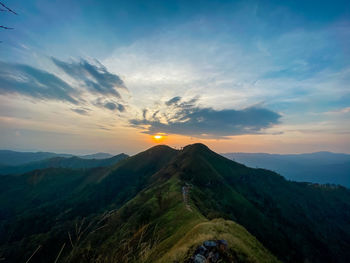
[0,0,349,155]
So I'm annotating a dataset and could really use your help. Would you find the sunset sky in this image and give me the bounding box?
[0,0,349,155]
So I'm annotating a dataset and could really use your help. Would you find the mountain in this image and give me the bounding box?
[0,150,116,167]
[0,150,73,166]
[0,154,129,175]
[79,152,114,159]
[1,144,350,263]
[223,152,350,187]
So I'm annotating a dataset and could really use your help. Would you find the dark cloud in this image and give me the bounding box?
[142,109,148,119]
[104,102,117,111]
[116,104,125,112]
[71,108,90,115]
[93,98,126,112]
[104,102,125,112]
[130,97,281,138]
[51,57,126,98]
[165,96,181,106]
[0,61,79,104]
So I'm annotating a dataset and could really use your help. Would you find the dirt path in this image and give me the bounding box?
[182,185,192,211]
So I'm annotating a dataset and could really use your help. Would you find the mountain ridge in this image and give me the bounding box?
[1,143,350,262]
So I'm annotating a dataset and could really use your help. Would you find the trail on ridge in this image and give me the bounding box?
[182,184,192,211]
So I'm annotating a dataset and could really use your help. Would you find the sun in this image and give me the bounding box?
[152,134,165,143]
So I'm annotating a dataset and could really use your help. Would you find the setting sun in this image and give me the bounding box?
[152,134,165,143]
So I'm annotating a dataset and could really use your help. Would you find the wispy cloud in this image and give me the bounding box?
[51,57,127,98]
[71,108,90,116]
[0,61,79,104]
[130,97,281,138]
[323,107,350,115]
[104,18,350,114]
[165,96,182,106]
[0,58,128,114]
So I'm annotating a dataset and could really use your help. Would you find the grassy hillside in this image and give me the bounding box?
[67,175,278,263]
[0,146,177,262]
[1,143,350,263]
[160,219,279,263]
[180,144,350,262]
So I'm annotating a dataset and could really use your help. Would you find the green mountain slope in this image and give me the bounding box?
[177,144,350,262]
[0,145,177,262]
[1,144,350,263]
[67,174,278,263]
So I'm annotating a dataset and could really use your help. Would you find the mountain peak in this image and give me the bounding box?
[145,144,177,154]
[182,143,211,153]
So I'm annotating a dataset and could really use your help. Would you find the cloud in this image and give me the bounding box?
[165,96,181,106]
[104,102,125,112]
[104,17,350,122]
[130,97,281,138]
[0,61,79,104]
[51,57,127,98]
[71,108,90,115]
[324,107,350,115]
[0,59,128,116]
[93,98,126,112]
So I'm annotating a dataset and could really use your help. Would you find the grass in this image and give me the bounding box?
[157,218,280,263]
[78,174,280,263]
[7,144,347,262]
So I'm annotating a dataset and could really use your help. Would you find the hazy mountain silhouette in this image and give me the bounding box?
[223,151,350,187]
[0,154,128,175]
[79,152,114,159]
[0,150,73,166]
[0,150,116,166]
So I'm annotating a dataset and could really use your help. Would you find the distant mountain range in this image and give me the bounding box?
[0,150,115,166]
[1,149,348,187]
[222,151,350,188]
[0,154,128,175]
[1,144,350,263]
[79,152,114,159]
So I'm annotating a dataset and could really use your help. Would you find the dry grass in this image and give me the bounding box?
[157,218,281,263]
[24,245,42,263]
